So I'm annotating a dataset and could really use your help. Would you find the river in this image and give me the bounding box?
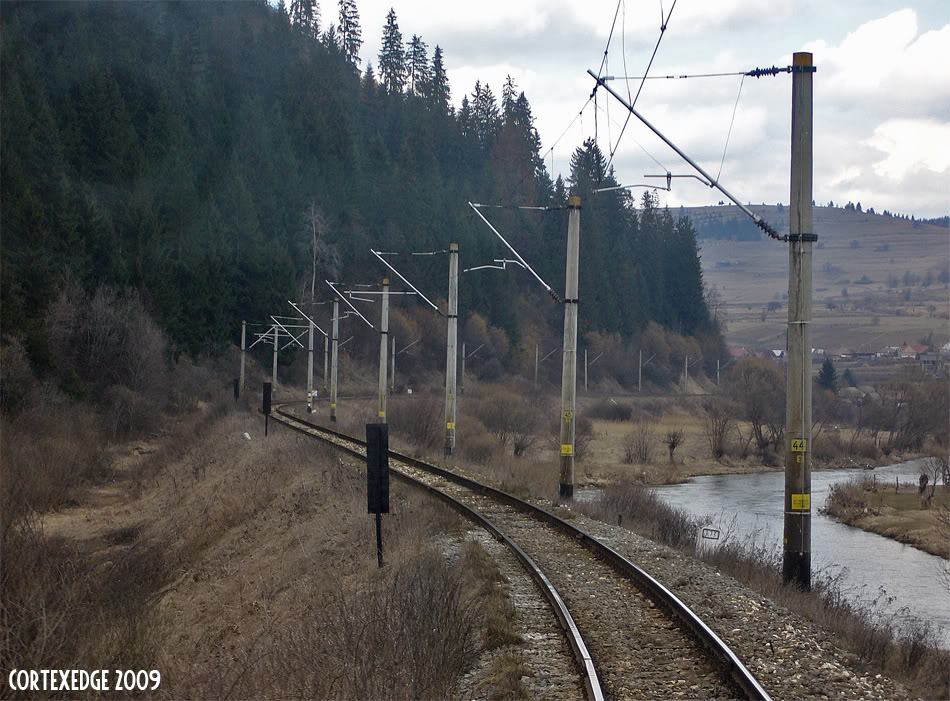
[644,460,950,646]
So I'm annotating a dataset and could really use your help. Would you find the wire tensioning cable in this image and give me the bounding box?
[467,202,562,303]
[588,70,785,242]
[717,74,745,183]
[593,93,668,172]
[602,64,812,81]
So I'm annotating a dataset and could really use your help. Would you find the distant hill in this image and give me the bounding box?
[690,205,950,351]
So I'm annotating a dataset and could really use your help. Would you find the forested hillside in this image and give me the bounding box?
[1,0,719,382]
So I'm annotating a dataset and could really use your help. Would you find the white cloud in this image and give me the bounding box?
[865,119,950,180]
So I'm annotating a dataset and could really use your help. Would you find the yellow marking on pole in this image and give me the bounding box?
[791,493,811,510]
[378,411,386,417]
[330,403,336,408]
[563,409,574,423]
[791,439,807,452]
[797,454,803,464]
[447,422,455,430]
[561,444,574,456]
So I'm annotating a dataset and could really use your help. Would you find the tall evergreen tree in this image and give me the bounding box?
[405,34,430,96]
[428,45,451,113]
[289,0,319,38]
[337,0,362,66]
[378,8,405,93]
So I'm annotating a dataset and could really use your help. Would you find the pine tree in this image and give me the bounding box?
[428,45,451,113]
[338,0,362,66]
[378,8,405,93]
[406,35,430,96]
[322,23,340,53]
[471,81,500,148]
[817,358,838,394]
[290,0,319,38]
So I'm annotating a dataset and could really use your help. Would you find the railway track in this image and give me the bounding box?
[272,404,770,700]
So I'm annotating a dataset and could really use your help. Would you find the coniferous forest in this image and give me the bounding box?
[1,0,721,383]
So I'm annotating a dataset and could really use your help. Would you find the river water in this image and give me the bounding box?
[640,460,949,646]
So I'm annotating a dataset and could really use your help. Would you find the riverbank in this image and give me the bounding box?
[821,473,950,559]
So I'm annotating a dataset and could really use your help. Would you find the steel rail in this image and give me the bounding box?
[271,405,604,701]
[273,404,771,701]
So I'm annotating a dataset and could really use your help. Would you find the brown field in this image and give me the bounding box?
[690,205,950,351]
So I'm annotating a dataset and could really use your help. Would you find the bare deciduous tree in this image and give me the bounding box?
[702,398,736,461]
[665,427,684,463]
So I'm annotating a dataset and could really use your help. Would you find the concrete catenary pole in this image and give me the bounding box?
[307,320,314,412]
[684,355,688,394]
[330,297,339,423]
[444,243,459,456]
[460,342,466,395]
[323,334,329,392]
[534,343,539,393]
[271,325,278,388]
[391,337,396,393]
[784,51,816,591]
[584,348,588,393]
[378,279,390,422]
[559,196,581,498]
[239,321,246,397]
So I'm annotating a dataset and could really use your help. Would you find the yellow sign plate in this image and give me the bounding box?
[561,444,574,456]
[791,493,811,510]
[378,411,386,418]
[447,422,455,430]
[563,409,574,423]
[330,403,336,408]
[791,439,807,452]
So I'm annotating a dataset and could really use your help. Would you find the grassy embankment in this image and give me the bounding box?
[822,472,950,559]
[2,383,532,699]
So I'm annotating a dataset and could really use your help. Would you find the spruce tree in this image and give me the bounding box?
[406,35,430,96]
[428,45,451,113]
[817,358,838,394]
[289,0,319,38]
[378,8,405,93]
[338,0,362,66]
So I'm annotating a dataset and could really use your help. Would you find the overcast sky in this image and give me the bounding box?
[340,1,949,219]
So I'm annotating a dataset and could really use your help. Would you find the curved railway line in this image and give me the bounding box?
[272,403,771,700]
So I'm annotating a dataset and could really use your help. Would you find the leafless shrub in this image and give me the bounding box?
[0,335,35,417]
[389,394,444,454]
[623,419,655,464]
[701,398,735,461]
[577,480,702,551]
[665,427,684,463]
[587,399,632,421]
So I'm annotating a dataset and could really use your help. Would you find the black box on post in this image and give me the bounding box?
[366,423,390,514]
[263,382,272,414]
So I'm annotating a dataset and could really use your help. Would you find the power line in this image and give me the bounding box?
[605,0,679,176]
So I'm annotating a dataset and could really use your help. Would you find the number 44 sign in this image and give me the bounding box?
[790,439,807,452]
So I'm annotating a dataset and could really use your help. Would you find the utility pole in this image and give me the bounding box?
[684,355,688,394]
[534,343,539,393]
[444,244,458,457]
[784,51,815,591]
[271,325,278,388]
[239,321,246,397]
[460,342,466,395]
[391,337,396,393]
[584,348,588,393]
[378,279,390,422]
[307,321,314,412]
[639,349,642,393]
[323,335,329,392]
[717,358,720,386]
[559,196,581,499]
[330,297,339,422]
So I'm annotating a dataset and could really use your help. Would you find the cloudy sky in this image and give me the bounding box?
[337,1,949,219]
